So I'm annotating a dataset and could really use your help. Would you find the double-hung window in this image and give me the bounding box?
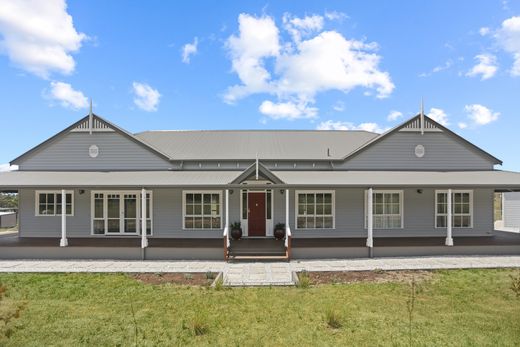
[435,190,473,228]
[36,191,73,216]
[365,190,403,229]
[296,191,334,229]
[183,192,222,229]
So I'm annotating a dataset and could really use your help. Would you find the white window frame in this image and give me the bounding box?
[90,190,153,236]
[364,190,404,229]
[182,190,223,230]
[35,190,74,217]
[435,190,473,229]
[294,190,335,230]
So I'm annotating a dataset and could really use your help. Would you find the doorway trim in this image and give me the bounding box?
[90,190,153,236]
[240,189,273,237]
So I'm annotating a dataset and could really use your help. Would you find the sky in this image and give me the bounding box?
[0,0,519,170]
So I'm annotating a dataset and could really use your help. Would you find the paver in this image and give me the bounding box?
[0,256,519,286]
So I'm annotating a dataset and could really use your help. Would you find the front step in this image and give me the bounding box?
[227,238,287,262]
[228,254,289,262]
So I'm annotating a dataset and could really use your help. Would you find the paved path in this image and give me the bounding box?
[0,256,519,286]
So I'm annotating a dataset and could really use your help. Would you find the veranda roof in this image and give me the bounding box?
[1,170,520,189]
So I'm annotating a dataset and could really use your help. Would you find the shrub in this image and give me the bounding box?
[205,271,216,280]
[184,273,193,280]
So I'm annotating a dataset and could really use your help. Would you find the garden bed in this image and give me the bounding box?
[132,272,217,286]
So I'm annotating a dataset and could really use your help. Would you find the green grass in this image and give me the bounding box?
[0,269,519,346]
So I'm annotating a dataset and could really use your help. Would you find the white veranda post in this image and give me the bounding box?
[60,189,68,247]
[225,189,230,247]
[367,188,373,248]
[446,188,454,246]
[141,188,148,248]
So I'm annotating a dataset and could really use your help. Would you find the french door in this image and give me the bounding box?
[92,191,152,235]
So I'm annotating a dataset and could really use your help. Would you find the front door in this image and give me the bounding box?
[248,192,266,236]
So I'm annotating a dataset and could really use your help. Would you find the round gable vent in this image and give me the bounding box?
[89,145,99,158]
[414,144,425,158]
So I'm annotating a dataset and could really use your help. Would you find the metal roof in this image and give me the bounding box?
[134,130,378,160]
[0,171,239,188]
[2,170,520,188]
[273,170,520,188]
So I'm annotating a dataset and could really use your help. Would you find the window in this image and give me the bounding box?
[366,190,403,229]
[183,192,222,229]
[435,190,472,228]
[296,191,334,229]
[36,191,73,216]
[91,191,152,235]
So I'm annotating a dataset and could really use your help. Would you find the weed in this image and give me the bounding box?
[297,271,311,289]
[214,276,224,291]
[184,273,193,280]
[325,309,342,329]
[406,277,417,347]
[510,271,520,298]
[205,271,215,280]
[191,317,209,336]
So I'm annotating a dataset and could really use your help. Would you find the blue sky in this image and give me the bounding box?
[0,0,519,170]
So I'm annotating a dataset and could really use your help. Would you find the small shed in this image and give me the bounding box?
[0,211,17,228]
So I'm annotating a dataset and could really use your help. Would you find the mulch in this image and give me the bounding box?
[304,270,433,285]
[131,272,217,286]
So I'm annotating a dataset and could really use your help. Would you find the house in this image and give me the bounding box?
[0,110,520,260]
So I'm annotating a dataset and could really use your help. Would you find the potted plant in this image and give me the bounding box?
[230,222,242,240]
[274,223,286,240]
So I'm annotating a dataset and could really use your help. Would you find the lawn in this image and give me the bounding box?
[0,269,519,346]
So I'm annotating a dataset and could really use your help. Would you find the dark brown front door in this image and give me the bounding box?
[248,192,266,236]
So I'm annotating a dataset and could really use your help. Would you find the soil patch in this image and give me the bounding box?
[304,270,433,285]
[132,272,217,286]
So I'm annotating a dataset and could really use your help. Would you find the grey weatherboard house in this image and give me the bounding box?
[1,111,520,260]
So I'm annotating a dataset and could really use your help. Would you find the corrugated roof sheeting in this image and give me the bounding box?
[135,130,378,160]
[273,170,520,187]
[2,170,520,188]
[0,171,239,187]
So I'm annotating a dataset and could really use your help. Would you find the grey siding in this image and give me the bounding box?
[17,132,171,170]
[504,192,520,228]
[339,131,495,170]
[19,187,494,238]
[287,187,493,238]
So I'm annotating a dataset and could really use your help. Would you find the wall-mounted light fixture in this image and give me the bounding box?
[280,189,285,195]
[417,189,423,194]
[79,189,85,195]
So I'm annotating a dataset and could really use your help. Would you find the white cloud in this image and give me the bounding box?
[464,104,499,126]
[324,11,348,21]
[466,54,498,80]
[387,110,403,121]
[332,101,345,112]
[47,81,88,109]
[496,16,520,76]
[224,14,280,103]
[259,100,317,120]
[132,82,161,112]
[181,37,198,64]
[458,122,468,129]
[0,164,18,172]
[419,60,452,77]
[479,27,490,36]
[427,108,449,126]
[0,0,87,78]
[283,14,324,42]
[224,13,394,119]
[317,120,387,133]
